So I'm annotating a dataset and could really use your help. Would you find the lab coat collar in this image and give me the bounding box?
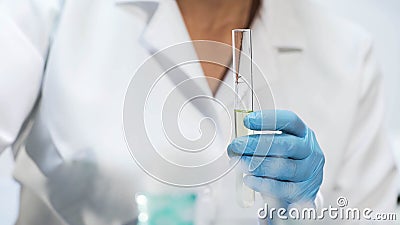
[115,0,190,54]
[116,0,213,98]
[114,0,306,50]
[263,0,306,50]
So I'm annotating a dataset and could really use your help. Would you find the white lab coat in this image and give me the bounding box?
[0,0,398,224]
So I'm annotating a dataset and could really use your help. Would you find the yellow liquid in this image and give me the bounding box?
[234,109,253,137]
[234,110,255,208]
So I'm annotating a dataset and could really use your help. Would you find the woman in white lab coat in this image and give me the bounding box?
[0,0,398,224]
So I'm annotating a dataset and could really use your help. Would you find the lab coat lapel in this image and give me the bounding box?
[264,0,306,51]
[251,0,306,95]
[115,0,214,107]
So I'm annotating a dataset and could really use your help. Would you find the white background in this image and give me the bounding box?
[1,0,399,224]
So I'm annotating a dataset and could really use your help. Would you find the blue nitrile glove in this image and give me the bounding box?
[227,110,325,207]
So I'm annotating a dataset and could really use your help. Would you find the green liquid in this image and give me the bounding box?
[234,109,255,208]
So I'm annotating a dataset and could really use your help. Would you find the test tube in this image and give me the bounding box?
[232,29,255,208]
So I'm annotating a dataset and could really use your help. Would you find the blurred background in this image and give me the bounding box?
[315,0,400,217]
[1,0,399,224]
[314,0,400,156]
[315,0,400,218]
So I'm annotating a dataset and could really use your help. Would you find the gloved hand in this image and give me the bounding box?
[227,110,325,207]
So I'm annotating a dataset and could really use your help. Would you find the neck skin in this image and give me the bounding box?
[177,0,257,94]
[177,0,253,44]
